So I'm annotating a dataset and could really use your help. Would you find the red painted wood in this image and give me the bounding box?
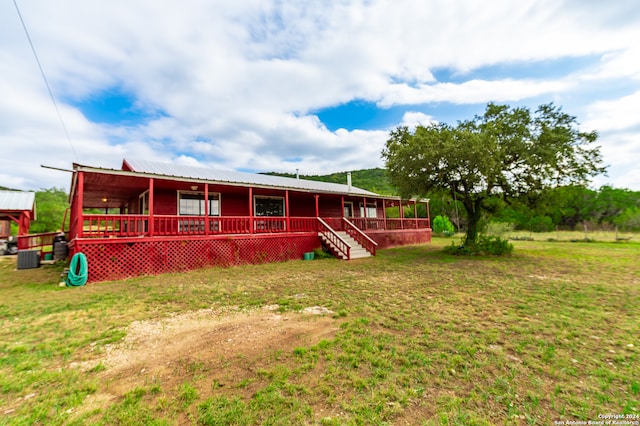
[75,233,321,283]
[365,228,432,249]
[77,171,84,238]
[153,190,176,214]
[68,167,433,283]
[149,178,155,237]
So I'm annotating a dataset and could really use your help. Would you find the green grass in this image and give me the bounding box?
[0,237,639,424]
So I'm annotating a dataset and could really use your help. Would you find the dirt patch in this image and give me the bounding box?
[76,305,338,415]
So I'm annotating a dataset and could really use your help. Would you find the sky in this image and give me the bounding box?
[1,0,639,192]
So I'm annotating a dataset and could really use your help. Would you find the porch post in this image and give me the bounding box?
[249,187,253,234]
[314,195,319,217]
[363,197,367,230]
[426,200,431,229]
[382,199,387,230]
[414,199,418,229]
[285,190,290,231]
[204,183,209,236]
[76,171,84,238]
[341,196,344,218]
[18,212,30,236]
[399,200,404,229]
[148,178,154,237]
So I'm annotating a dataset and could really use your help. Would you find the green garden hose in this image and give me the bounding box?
[66,253,88,287]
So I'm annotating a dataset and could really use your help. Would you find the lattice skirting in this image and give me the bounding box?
[366,229,432,249]
[72,234,320,283]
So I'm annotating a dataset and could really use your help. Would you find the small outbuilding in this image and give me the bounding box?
[0,190,36,238]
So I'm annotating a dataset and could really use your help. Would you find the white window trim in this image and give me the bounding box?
[344,201,354,218]
[177,190,221,216]
[359,201,378,218]
[139,190,149,214]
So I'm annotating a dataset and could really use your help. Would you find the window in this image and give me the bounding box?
[344,202,354,218]
[139,191,149,214]
[178,192,220,216]
[254,196,285,231]
[254,196,284,217]
[359,202,377,218]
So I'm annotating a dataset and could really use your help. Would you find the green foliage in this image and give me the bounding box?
[444,235,514,256]
[477,235,514,255]
[614,207,640,231]
[432,215,455,235]
[313,247,335,259]
[527,215,554,232]
[383,102,606,246]
[30,187,69,233]
[492,185,640,231]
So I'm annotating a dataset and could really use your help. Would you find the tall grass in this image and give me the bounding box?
[0,237,638,425]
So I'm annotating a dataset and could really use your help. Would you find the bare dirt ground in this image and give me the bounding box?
[75,305,339,420]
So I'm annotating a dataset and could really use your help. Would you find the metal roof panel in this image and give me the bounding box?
[124,159,379,196]
[0,190,36,211]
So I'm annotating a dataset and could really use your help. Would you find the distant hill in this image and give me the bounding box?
[265,168,398,195]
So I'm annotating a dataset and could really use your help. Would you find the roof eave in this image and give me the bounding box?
[73,164,390,199]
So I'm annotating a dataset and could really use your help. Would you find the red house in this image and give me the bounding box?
[66,159,431,282]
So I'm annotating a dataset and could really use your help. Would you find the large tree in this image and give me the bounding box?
[382,103,606,246]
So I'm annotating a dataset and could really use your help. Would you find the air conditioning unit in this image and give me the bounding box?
[17,250,40,270]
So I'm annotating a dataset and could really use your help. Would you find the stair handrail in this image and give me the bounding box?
[317,217,351,260]
[343,218,378,256]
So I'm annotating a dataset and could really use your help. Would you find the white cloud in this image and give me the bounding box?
[583,90,640,133]
[1,0,639,191]
[379,79,573,107]
[400,112,438,130]
[592,131,640,191]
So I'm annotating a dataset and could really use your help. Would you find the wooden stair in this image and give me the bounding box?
[320,231,372,260]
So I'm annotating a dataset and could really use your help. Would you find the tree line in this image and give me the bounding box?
[427,185,640,233]
[271,169,640,232]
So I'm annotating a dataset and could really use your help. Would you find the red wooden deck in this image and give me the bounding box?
[62,214,430,283]
[74,214,430,239]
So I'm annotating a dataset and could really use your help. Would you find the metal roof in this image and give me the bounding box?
[0,190,35,212]
[123,159,380,197]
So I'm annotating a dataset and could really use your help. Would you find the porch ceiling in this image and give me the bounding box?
[82,172,149,209]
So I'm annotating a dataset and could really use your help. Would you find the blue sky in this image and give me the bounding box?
[1,0,639,191]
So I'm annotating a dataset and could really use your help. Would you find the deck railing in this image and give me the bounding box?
[317,218,350,260]
[351,217,430,230]
[343,218,378,256]
[77,214,429,239]
[17,232,60,260]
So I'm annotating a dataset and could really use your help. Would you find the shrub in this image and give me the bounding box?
[443,235,513,256]
[478,235,514,255]
[433,215,455,236]
[313,247,334,259]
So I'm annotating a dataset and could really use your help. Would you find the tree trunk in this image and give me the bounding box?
[463,198,483,246]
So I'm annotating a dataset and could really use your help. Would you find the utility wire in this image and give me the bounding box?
[13,0,79,162]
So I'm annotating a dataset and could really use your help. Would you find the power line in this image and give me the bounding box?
[12,0,79,162]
